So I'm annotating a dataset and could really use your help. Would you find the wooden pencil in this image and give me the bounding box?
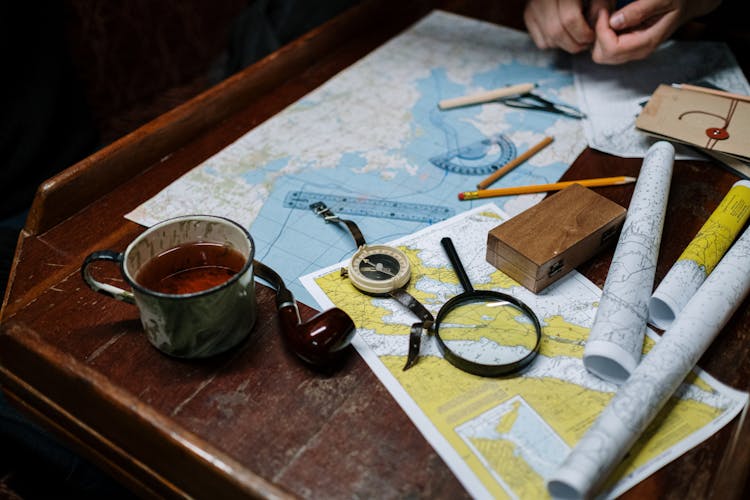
[476,136,554,189]
[459,176,636,200]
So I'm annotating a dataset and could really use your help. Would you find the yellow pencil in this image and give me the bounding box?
[458,176,636,200]
[477,136,554,189]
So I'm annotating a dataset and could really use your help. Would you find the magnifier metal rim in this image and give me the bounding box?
[432,289,542,377]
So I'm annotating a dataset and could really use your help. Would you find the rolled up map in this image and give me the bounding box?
[583,141,675,383]
[548,222,750,499]
[649,179,750,329]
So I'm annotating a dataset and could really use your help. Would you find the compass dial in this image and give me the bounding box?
[349,245,411,294]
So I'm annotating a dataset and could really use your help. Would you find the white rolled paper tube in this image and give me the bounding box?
[649,180,750,329]
[583,141,674,384]
[547,222,750,500]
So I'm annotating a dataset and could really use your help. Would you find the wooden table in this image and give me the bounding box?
[2,1,749,498]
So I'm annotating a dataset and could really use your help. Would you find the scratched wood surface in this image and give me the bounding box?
[2,0,750,498]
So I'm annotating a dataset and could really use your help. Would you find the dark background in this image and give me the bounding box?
[0,0,748,497]
[0,1,357,497]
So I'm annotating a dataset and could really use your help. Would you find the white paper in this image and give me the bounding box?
[583,142,674,383]
[574,40,750,159]
[548,223,750,499]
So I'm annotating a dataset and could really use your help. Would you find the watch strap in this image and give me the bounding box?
[404,322,424,371]
[388,288,434,371]
[310,201,367,248]
[389,288,433,324]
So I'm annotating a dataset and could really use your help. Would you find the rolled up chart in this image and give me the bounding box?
[583,141,674,384]
[547,222,750,500]
[649,180,750,329]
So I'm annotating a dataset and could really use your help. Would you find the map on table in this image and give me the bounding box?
[301,204,747,500]
[126,11,587,306]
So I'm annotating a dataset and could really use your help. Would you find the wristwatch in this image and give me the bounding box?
[310,202,413,295]
[310,201,434,367]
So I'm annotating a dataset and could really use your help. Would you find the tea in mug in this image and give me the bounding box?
[136,242,246,294]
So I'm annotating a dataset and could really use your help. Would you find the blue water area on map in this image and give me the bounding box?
[250,61,576,306]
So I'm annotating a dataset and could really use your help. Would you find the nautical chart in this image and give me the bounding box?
[126,11,587,306]
[301,204,747,499]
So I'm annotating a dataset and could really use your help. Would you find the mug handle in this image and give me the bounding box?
[81,250,135,304]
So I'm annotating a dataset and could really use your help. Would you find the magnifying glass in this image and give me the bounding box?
[410,237,542,377]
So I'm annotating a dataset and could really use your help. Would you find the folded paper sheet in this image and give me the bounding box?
[650,180,750,329]
[548,222,750,499]
[573,41,750,161]
[636,84,750,162]
[583,141,674,383]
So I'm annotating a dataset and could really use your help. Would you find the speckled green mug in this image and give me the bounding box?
[82,215,257,358]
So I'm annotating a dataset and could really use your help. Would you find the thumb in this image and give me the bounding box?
[609,0,661,31]
[587,0,614,25]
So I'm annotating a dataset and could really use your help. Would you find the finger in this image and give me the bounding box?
[592,8,629,64]
[586,0,614,24]
[609,0,670,31]
[558,0,596,46]
[525,0,592,54]
[594,9,676,63]
[526,18,551,49]
[539,3,591,53]
[524,8,551,49]
[607,14,676,61]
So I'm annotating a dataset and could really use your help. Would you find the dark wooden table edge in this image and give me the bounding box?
[1,0,749,497]
[0,1,438,497]
[0,319,293,499]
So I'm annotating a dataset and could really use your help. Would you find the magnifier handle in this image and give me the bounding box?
[440,237,473,293]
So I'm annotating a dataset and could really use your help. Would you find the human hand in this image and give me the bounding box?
[523,0,612,54]
[591,0,722,64]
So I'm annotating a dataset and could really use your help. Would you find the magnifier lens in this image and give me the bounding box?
[437,294,539,366]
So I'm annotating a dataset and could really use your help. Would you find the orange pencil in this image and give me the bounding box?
[459,176,636,200]
[477,136,553,189]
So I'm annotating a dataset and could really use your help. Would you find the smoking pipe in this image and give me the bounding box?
[254,260,355,368]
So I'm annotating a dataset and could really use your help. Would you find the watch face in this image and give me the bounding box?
[349,245,411,294]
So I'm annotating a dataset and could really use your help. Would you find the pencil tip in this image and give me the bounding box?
[458,193,465,200]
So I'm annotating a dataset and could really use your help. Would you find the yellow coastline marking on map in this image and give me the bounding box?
[313,218,733,498]
[379,352,723,498]
[487,268,522,289]
[678,180,750,274]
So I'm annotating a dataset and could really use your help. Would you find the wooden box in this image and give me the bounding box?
[486,183,626,293]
